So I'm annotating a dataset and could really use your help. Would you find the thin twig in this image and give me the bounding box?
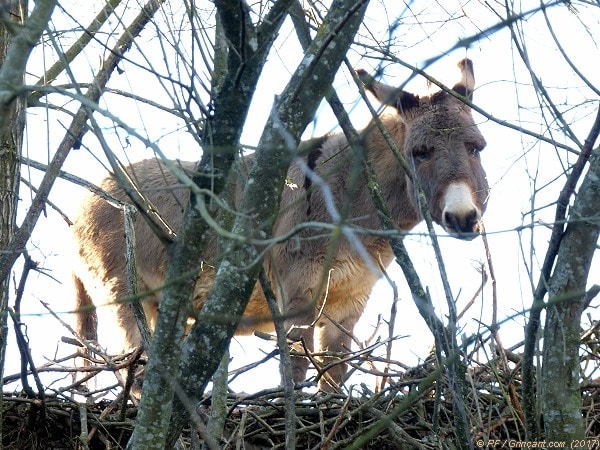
[11,252,45,399]
[377,255,399,392]
[78,402,91,450]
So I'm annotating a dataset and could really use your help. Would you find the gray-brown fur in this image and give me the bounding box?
[72,59,488,391]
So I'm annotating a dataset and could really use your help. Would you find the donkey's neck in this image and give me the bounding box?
[365,115,421,231]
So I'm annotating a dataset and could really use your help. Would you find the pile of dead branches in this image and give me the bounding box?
[2,331,599,449]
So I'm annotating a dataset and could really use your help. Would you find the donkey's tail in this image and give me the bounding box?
[72,273,98,344]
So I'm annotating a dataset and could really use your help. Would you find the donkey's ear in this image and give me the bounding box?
[451,58,475,101]
[356,69,420,113]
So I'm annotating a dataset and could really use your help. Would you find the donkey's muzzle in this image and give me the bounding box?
[441,182,483,240]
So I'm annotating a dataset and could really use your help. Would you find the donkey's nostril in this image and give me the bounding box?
[444,209,480,239]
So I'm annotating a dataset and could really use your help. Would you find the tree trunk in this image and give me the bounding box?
[159,1,369,447]
[127,1,297,447]
[0,0,59,287]
[542,145,600,440]
[0,0,28,439]
[0,0,27,437]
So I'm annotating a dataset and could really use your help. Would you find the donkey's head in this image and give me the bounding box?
[358,59,489,239]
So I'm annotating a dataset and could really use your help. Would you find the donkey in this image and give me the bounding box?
[72,59,488,391]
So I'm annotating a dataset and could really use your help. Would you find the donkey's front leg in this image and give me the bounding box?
[315,300,365,392]
[284,296,317,384]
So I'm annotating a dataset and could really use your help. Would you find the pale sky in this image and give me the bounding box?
[5,0,599,395]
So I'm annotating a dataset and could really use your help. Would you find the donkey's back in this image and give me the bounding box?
[73,160,201,350]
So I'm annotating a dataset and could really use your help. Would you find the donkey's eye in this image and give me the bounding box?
[468,146,482,157]
[413,147,433,162]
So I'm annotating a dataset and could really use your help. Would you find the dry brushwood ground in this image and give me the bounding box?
[2,326,600,449]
